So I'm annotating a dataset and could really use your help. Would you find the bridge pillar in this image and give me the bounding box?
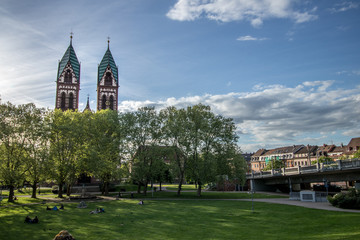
[355,181,360,190]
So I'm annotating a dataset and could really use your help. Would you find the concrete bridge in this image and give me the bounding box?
[246,159,360,191]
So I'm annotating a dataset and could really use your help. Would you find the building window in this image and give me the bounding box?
[109,95,114,110]
[105,72,112,86]
[69,93,74,110]
[65,70,72,83]
[101,95,107,110]
[61,92,66,110]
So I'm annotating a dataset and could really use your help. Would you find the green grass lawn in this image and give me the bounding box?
[119,190,285,199]
[162,184,198,191]
[1,199,359,240]
[1,187,53,196]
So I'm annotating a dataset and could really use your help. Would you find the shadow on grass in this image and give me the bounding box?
[119,191,286,200]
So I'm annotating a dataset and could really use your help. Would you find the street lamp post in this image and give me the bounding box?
[323,178,328,196]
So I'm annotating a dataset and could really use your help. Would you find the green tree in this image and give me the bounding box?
[353,149,360,159]
[22,104,50,198]
[185,104,240,196]
[88,110,122,195]
[227,146,248,188]
[262,157,285,171]
[0,102,36,202]
[159,106,188,196]
[47,109,87,198]
[125,107,162,195]
[311,156,333,165]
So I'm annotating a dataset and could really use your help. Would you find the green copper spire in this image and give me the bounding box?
[98,38,118,84]
[57,35,80,80]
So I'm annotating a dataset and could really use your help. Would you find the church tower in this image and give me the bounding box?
[55,35,81,111]
[97,39,119,111]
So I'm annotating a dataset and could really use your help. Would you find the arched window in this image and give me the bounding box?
[61,92,66,110]
[64,70,72,83]
[109,95,114,110]
[69,93,74,110]
[105,72,112,86]
[101,95,107,110]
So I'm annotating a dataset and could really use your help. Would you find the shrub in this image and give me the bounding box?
[328,188,360,209]
[51,185,66,194]
[51,185,59,194]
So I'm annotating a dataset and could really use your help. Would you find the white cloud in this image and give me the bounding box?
[335,70,360,76]
[353,70,360,76]
[329,1,359,13]
[118,81,360,152]
[303,80,334,92]
[167,0,318,27]
[237,35,268,41]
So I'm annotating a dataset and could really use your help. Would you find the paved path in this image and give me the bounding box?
[239,198,360,213]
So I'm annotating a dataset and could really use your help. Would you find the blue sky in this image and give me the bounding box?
[0,0,360,152]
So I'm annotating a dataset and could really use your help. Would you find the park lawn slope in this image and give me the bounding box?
[1,200,359,240]
[121,191,286,199]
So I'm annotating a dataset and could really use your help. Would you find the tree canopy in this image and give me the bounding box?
[0,99,246,199]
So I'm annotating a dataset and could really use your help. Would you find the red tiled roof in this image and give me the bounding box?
[252,149,267,157]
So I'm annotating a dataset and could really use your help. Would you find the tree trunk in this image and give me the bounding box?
[197,184,202,197]
[104,181,109,195]
[8,185,15,203]
[177,179,183,196]
[31,182,37,198]
[66,184,72,196]
[143,181,148,196]
[58,182,63,198]
[137,183,141,194]
[101,182,105,195]
[159,182,162,191]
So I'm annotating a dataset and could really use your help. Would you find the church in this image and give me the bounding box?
[55,35,119,111]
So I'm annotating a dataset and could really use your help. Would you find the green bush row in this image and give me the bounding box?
[328,188,360,209]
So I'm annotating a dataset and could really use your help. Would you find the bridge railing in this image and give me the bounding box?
[339,159,360,169]
[247,159,360,179]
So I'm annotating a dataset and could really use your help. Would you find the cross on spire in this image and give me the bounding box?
[70,31,74,45]
[107,36,110,49]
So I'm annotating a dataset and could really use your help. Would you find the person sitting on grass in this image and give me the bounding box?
[24,216,32,223]
[138,200,144,205]
[60,204,64,210]
[77,201,87,208]
[24,216,39,224]
[89,208,100,214]
[90,208,105,214]
[46,205,59,211]
[32,216,39,223]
